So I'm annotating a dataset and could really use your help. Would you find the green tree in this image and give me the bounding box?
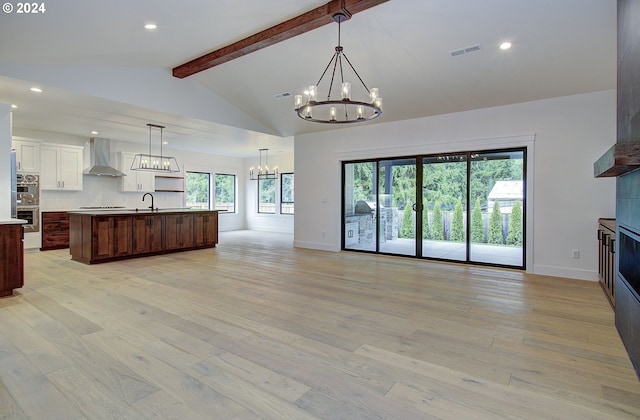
[186,172,210,207]
[215,174,235,204]
[450,200,464,242]
[471,197,484,243]
[400,202,414,238]
[432,201,443,240]
[422,200,430,239]
[488,201,504,245]
[506,200,523,246]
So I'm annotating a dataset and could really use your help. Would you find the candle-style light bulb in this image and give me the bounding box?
[307,85,317,102]
[341,82,351,100]
[330,106,337,122]
[370,87,379,102]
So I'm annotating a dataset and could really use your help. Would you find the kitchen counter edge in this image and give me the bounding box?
[66,209,221,216]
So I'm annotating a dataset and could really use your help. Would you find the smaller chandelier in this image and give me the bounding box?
[131,124,180,173]
[294,11,382,124]
[249,148,278,180]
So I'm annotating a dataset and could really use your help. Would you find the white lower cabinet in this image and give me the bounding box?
[40,144,84,191]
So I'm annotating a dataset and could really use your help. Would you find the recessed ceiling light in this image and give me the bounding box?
[144,23,157,30]
[91,130,98,135]
[30,87,42,93]
[499,42,512,50]
[162,141,168,145]
[11,104,18,109]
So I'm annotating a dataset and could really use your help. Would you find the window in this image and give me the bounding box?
[258,178,276,213]
[186,171,210,209]
[280,173,294,214]
[214,174,236,213]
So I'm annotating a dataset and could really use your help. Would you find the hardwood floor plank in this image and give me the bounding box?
[0,230,636,418]
[83,329,247,418]
[131,390,211,420]
[0,307,75,375]
[0,334,86,419]
[187,359,318,419]
[0,374,28,420]
[356,344,639,419]
[20,292,103,336]
[46,365,147,420]
[33,320,159,405]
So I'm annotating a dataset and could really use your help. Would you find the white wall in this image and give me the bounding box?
[0,104,11,220]
[293,90,617,281]
[244,152,295,233]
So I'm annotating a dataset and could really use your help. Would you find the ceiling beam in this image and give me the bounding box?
[172,0,389,79]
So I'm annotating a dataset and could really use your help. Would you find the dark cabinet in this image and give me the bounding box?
[194,212,218,247]
[164,214,194,250]
[92,215,132,260]
[70,211,218,264]
[41,211,70,250]
[597,218,616,308]
[0,224,24,297]
[132,215,163,254]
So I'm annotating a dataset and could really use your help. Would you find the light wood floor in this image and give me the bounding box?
[1,230,640,419]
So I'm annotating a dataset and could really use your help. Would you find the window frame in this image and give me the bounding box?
[257,177,276,214]
[185,171,211,210]
[280,172,294,215]
[214,173,237,214]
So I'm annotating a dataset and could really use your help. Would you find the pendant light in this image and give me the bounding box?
[249,148,278,180]
[131,124,180,173]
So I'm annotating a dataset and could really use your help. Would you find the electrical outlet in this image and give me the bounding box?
[572,249,580,259]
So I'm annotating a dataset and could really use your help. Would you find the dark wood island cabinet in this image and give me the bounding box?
[132,214,163,254]
[69,209,218,264]
[0,222,25,297]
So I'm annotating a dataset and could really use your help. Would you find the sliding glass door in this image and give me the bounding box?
[379,158,417,256]
[342,147,525,269]
[422,154,467,262]
[469,150,524,266]
[343,161,377,252]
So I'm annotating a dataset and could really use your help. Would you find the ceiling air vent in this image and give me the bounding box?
[449,44,482,58]
[273,92,291,99]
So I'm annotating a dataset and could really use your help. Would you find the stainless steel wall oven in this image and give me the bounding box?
[16,174,39,232]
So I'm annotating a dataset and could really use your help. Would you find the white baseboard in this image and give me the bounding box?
[533,264,599,281]
[293,241,340,252]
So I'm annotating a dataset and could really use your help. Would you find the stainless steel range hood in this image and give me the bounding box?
[84,138,126,177]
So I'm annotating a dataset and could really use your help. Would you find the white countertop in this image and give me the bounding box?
[0,218,28,225]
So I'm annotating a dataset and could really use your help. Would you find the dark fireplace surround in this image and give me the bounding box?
[601,0,640,380]
[616,224,640,377]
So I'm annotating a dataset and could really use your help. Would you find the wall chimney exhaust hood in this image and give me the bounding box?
[594,143,640,178]
[84,138,126,177]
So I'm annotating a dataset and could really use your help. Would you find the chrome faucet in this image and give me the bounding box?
[142,192,155,211]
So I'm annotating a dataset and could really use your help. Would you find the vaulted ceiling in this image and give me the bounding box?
[0,0,616,157]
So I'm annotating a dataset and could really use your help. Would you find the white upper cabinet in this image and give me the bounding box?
[119,151,155,192]
[12,138,41,173]
[40,144,84,191]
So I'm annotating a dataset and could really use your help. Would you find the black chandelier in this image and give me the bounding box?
[294,11,382,124]
[131,124,180,173]
[249,148,278,180]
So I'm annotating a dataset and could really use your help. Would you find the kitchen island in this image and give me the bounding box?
[69,209,218,264]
